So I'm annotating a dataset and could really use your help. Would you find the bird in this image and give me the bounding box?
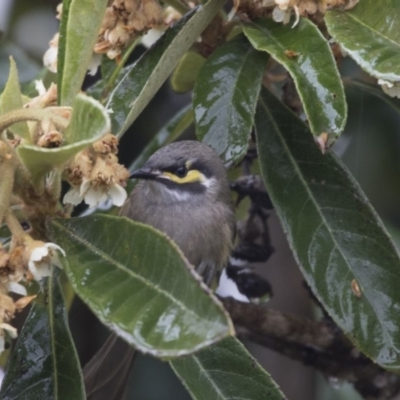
[120,140,236,284]
[83,140,236,399]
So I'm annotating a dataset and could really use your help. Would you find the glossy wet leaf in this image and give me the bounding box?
[130,103,193,171]
[244,18,346,142]
[107,0,225,138]
[326,0,400,82]
[171,337,285,400]
[194,34,267,166]
[47,215,234,357]
[58,0,108,105]
[17,94,110,182]
[255,88,400,372]
[0,270,85,400]
[171,51,205,93]
[0,57,30,140]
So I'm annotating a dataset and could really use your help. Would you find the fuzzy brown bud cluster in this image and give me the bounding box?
[95,0,164,59]
[63,133,129,208]
[0,239,50,352]
[237,0,358,22]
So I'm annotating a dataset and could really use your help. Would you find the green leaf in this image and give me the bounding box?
[0,57,30,140]
[58,0,108,106]
[325,0,400,82]
[171,51,206,93]
[47,215,234,357]
[57,0,72,102]
[107,0,225,138]
[130,103,193,171]
[0,40,40,91]
[255,87,400,372]
[244,18,346,142]
[0,270,85,400]
[194,34,267,166]
[63,93,110,143]
[171,337,285,400]
[17,94,110,181]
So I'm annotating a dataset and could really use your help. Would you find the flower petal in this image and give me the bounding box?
[43,46,58,73]
[109,183,127,207]
[29,261,52,281]
[80,178,92,197]
[8,282,27,296]
[30,246,49,262]
[44,243,66,257]
[84,187,105,208]
[63,186,83,205]
[0,323,18,339]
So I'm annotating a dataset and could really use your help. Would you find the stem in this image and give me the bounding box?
[222,298,400,400]
[162,0,190,14]
[47,168,62,203]
[0,109,45,133]
[5,210,25,239]
[0,108,69,134]
[0,141,17,226]
[105,38,141,96]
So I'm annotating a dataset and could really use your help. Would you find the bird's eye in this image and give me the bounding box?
[175,166,188,178]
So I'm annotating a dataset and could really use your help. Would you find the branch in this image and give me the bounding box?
[222,298,400,400]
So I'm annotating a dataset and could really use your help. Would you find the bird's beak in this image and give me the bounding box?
[129,167,160,180]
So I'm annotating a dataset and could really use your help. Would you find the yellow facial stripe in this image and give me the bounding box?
[162,170,204,184]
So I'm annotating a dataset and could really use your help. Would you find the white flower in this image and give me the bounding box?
[43,45,58,73]
[8,282,27,296]
[43,33,59,73]
[28,243,66,282]
[272,6,291,24]
[63,179,127,208]
[141,28,164,48]
[378,79,394,88]
[275,0,290,10]
[378,79,400,98]
[43,32,100,76]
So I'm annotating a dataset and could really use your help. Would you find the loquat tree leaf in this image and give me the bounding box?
[255,87,400,372]
[0,270,85,400]
[47,214,234,358]
[171,336,285,400]
[106,0,226,138]
[58,0,108,106]
[326,0,400,83]
[0,57,30,140]
[244,18,347,143]
[194,34,267,166]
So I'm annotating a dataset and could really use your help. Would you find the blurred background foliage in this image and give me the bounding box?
[1,1,400,399]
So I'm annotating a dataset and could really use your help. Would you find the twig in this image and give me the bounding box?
[222,298,400,400]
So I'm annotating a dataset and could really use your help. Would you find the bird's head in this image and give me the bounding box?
[130,141,230,204]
